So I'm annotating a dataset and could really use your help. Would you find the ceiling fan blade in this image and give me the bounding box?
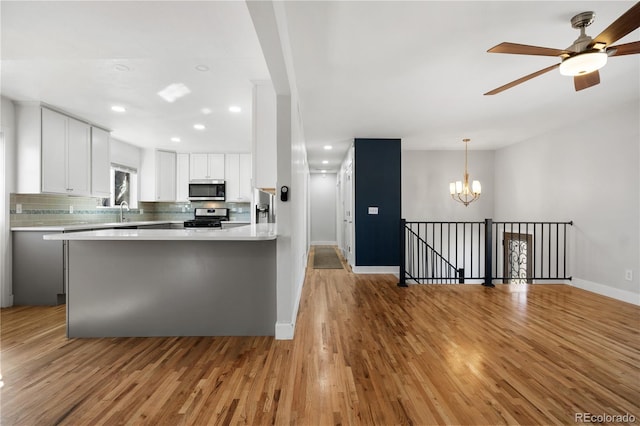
[484,64,559,95]
[591,2,640,47]
[574,71,600,91]
[607,40,640,56]
[488,42,568,57]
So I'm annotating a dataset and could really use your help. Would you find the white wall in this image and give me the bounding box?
[402,149,495,221]
[252,81,277,189]
[1,97,16,307]
[494,100,639,304]
[310,173,337,245]
[247,0,310,339]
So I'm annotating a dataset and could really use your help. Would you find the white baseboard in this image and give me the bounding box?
[275,322,295,340]
[311,241,338,246]
[572,278,640,306]
[351,266,399,276]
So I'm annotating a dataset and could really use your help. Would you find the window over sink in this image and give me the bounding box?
[100,164,138,208]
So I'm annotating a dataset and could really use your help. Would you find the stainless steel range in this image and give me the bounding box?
[184,208,229,228]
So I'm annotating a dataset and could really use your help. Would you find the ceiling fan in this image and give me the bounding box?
[485,2,640,95]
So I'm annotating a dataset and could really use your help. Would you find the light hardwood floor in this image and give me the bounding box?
[1,247,639,425]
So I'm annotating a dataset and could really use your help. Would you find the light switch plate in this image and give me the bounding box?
[16,203,22,214]
[368,207,379,215]
[69,205,74,214]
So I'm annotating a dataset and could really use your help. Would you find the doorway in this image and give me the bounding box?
[503,232,533,284]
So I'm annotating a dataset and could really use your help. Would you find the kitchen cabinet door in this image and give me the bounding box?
[224,153,252,202]
[239,153,252,201]
[41,109,91,195]
[208,154,225,180]
[41,108,67,193]
[66,118,91,196]
[156,150,177,201]
[91,127,111,197]
[225,154,240,201]
[176,153,190,201]
[190,153,225,180]
[189,153,209,180]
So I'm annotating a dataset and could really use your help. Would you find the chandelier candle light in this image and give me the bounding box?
[449,138,481,206]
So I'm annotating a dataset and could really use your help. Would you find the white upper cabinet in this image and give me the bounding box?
[239,153,252,201]
[176,153,190,201]
[190,153,224,180]
[40,108,67,193]
[156,150,177,201]
[41,108,91,196]
[16,104,109,197]
[225,154,240,201]
[91,127,111,198]
[224,153,252,202]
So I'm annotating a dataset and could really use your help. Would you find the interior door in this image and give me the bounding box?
[343,162,353,265]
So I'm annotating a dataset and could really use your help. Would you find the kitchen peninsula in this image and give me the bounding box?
[44,224,276,338]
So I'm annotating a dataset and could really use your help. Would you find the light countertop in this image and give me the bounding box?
[43,223,277,241]
[11,220,249,232]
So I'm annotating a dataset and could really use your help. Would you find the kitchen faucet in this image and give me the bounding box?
[119,201,130,222]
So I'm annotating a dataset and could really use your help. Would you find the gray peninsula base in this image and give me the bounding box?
[66,239,276,337]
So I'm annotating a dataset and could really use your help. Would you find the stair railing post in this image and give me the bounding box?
[398,218,408,287]
[483,218,495,287]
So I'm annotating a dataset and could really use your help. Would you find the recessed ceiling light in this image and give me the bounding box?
[324,145,333,150]
[111,105,126,113]
[157,83,191,103]
[114,63,130,72]
[193,124,206,130]
[195,64,210,72]
[201,107,212,115]
[228,106,242,113]
[171,137,181,143]
[321,170,327,173]
[322,160,329,164]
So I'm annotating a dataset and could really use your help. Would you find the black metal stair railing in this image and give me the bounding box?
[403,225,460,284]
[398,218,573,287]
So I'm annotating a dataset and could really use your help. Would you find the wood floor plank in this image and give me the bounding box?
[1,247,639,425]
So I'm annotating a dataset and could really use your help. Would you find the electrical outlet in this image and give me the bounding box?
[16,203,22,214]
[625,269,633,281]
[69,205,74,214]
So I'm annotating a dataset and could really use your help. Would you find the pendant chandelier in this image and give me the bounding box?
[449,138,481,207]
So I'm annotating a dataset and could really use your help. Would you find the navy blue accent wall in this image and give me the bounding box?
[354,138,401,266]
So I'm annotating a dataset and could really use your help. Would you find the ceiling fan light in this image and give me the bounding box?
[559,51,607,76]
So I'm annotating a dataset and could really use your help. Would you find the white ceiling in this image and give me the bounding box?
[1,1,270,153]
[2,1,638,174]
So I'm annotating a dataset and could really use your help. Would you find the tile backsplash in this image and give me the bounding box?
[9,193,251,227]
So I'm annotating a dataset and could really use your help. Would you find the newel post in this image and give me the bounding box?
[483,218,495,287]
[398,218,407,287]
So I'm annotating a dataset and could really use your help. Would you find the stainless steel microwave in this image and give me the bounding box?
[188,181,226,201]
